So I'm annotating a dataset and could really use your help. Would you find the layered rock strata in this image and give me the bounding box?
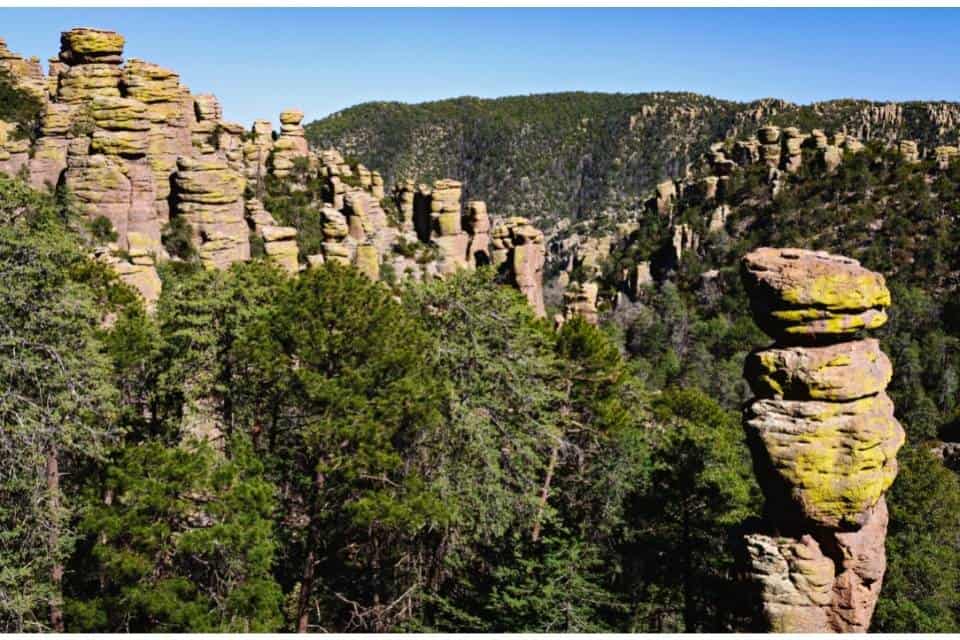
[740,247,905,633]
[0,28,548,319]
[173,156,249,269]
[246,198,299,274]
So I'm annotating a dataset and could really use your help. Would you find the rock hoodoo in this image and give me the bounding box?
[739,248,905,633]
[492,217,547,317]
[0,27,549,319]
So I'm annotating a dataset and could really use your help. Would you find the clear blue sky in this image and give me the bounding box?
[1,8,958,127]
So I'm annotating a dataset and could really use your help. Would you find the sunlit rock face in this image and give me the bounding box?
[0,27,550,317]
[739,247,904,633]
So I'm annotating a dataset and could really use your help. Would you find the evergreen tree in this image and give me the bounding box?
[873,445,960,632]
[235,262,443,632]
[0,176,122,631]
[67,438,283,632]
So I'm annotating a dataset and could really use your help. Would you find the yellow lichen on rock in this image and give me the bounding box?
[740,247,902,633]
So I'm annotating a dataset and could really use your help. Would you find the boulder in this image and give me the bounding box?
[59,28,124,64]
[741,248,890,341]
[745,339,892,401]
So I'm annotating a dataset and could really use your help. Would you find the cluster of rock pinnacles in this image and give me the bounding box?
[0,29,546,316]
[739,247,905,632]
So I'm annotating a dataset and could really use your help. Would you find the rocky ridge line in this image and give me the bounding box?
[0,29,547,316]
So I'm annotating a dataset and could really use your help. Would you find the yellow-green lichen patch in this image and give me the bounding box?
[746,393,905,527]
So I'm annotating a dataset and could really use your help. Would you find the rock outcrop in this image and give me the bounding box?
[739,248,904,633]
[898,139,919,164]
[173,156,249,269]
[270,108,309,178]
[562,281,599,325]
[0,28,549,318]
[492,217,546,317]
[246,198,299,274]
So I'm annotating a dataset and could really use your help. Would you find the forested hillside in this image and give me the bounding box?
[306,92,960,232]
[5,43,960,633]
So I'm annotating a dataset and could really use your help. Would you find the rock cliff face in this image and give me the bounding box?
[551,106,951,326]
[739,248,905,633]
[0,28,547,317]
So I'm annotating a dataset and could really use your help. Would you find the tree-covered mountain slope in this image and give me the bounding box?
[306,92,960,231]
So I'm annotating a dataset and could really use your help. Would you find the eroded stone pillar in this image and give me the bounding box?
[740,247,905,633]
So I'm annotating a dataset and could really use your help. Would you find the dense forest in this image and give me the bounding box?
[4,72,960,633]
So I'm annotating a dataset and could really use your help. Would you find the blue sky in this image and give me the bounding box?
[1,8,958,127]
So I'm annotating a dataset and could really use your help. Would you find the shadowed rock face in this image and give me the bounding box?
[740,247,904,633]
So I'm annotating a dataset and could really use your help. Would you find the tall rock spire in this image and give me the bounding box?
[739,247,905,632]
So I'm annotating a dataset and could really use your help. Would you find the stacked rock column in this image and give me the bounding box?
[428,179,471,274]
[270,109,309,178]
[739,247,905,633]
[173,156,249,269]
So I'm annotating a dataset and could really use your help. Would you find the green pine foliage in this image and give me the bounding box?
[67,438,283,632]
[0,136,959,633]
[873,445,960,632]
[0,175,127,631]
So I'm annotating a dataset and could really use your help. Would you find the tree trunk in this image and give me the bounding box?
[681,504,694,632]
[46,451,64,633]
[296,548,317,633]
[296,469,324,632]
[532,441,560,543]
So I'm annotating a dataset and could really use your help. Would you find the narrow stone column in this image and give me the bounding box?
[739,248,905,633]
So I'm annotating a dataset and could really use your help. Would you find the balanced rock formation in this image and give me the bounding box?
[740,248,905,633]
[271,108,309,178]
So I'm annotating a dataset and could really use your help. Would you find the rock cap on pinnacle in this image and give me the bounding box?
[741,247,890,340]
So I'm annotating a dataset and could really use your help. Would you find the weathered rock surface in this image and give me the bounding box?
[745,392,903,528]
[271,108,309,178]
[174,156,249,269]
[742,248,890,341]
[744,339,892,401]
[740,247,903,633]
[492,217,546,317]
[0,27,550,318]
[563,281,599,325]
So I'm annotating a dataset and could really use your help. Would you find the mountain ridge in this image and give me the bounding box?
[306,91,960,232]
